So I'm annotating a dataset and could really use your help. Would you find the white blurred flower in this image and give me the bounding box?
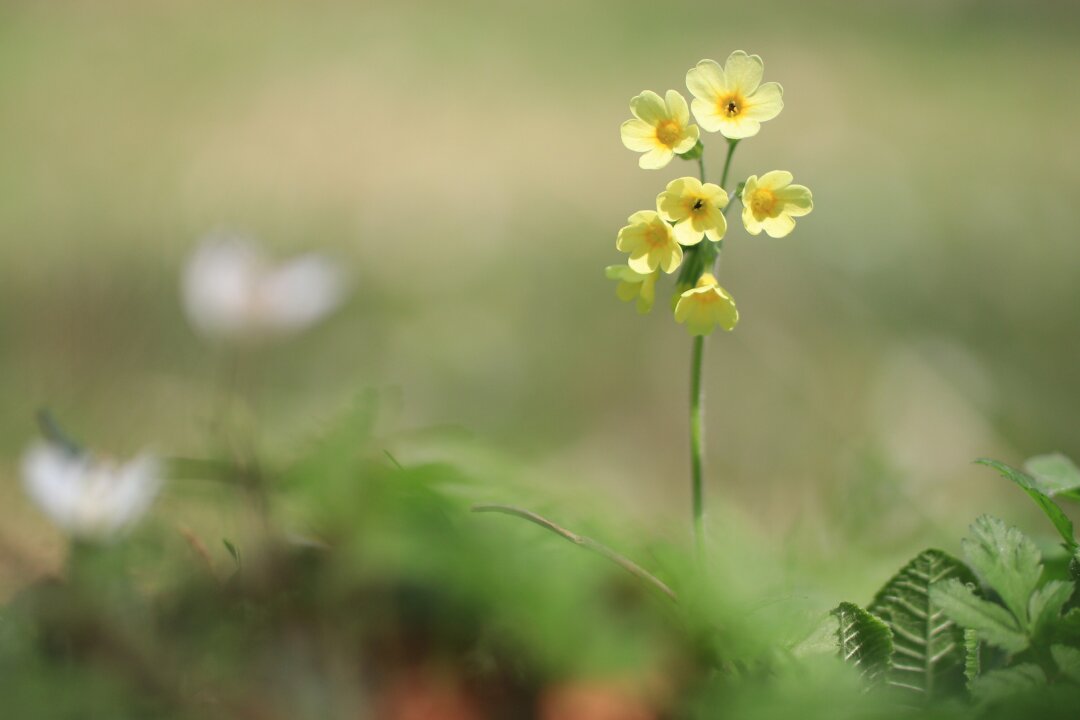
[182,235,346,342]
[21,443,163,541]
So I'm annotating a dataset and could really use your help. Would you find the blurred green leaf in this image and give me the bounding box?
[962,515,1044,627]
[1051,645,1080,684]
[977,459,1078,552]
[1024,453,1080,500]
[930,579,1028,653]
[1029,580,1074,640]
[969,663,1046,706]
[868,549,974,700]
[831,602,893,686]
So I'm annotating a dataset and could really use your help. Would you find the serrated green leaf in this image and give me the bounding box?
[962,515,1043,628]
[1024,453,1080,500]
[929,579,1028,653]
[831,602,894,686]
[977,459,1078,552]
[963,628,980,689]
[1029,580,1074,640]
[969,663,1046,706]
[868,549,975,700]
[1051,644,1080,683]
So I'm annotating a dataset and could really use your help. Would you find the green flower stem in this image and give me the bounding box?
[689,138,739,562]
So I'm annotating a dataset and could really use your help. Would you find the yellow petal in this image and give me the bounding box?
[761,214,796,238]
[673,218,704,246]
[690,98,723,133]
[665,89,690,126]
[658,243,683,274]
[758,170,794,190]
[723,51,764,95]
[717,114,761,140]
[704,210,727,242]
[629,90,668,125]
[639,146,674,169]
[685,59,726,102]
[672,124,699,153]
[742,204,764,236]
[620,119,658,152]
[627,248,654,274]
[745,82,783,122]
[636,272,657,314]
[776,184,813,216]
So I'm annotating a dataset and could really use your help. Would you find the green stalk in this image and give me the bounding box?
[689,138,739,562]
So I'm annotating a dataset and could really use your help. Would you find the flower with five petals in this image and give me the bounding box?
[685,52,783,139]
[620,90,700,169]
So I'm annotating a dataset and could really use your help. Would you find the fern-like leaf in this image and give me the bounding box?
[832,601,894,686]
[869,550,976,700]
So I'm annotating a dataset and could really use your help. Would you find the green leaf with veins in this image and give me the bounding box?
[868,549,975,700]
[831,602,894,686]
[962,515,1043,628]
[930,579,1028,653]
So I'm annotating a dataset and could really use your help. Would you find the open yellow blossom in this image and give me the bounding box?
[656,177,729,246]
[605,265,658,314]
[620,90,700,169]
[616,210,682,274]
[741,171,813,238]
[674,273,738,336]
[685,52,783,139]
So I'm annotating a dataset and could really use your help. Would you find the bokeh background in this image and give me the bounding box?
[2,0,1079,600]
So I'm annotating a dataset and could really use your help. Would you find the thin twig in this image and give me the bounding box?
[471,504,677,603]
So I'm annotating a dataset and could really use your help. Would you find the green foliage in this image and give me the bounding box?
[1024,453,1080,500]
[963,515,1044,627]
[868,549,974,699]
[831,602,894,686]
[977,459,1078,552]
[969,664,1046,706]
[1051,645,1080,684]
[930,580,1028,653]
[964,628,980,689]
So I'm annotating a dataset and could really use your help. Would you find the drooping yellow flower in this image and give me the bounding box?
[605,265,658,314]
[685,52,783,139]
[616,210,682,274]
[620,90,700,169]
[674,273,739,336]
[741,171,813,238]
[656,177,729,246]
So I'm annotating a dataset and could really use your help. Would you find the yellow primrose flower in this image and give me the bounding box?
[741,171,813,238]
[605,265,658,314]
[685,52,783,139]
[656,177,729,246]
[616,210,682,274]
[674,273,739,336]
[620,90,700,169]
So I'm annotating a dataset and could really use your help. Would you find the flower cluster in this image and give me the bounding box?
[610,51,814,336]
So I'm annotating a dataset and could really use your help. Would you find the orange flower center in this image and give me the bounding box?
[717,92,745,118]
[645,224,669,248]
[749,188,778,218]
[655,120,681,147]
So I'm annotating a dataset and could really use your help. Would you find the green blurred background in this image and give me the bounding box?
[2,0,1079,599]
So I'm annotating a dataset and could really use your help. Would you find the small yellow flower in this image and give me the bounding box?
[741,171,813,238]
[674,273,739,336]
[605,265,658,314]
[616,210,682,274]
[685,52,783,139]
[656,177,729,246]
[620,90,700,169]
